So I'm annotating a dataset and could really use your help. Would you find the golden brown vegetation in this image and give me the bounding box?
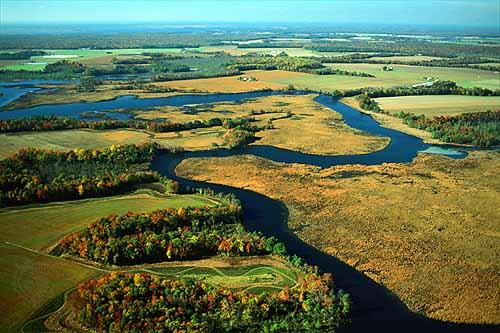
[1,95,389,156]
[342,97,445,144]
[138,94,388,155]
[251,95,389,155]
[176,151,500,324]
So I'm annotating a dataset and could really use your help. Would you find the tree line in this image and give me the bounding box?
[75,270,350,332]
[54,205,289,265]
[228,55,374,77]
[0,143,160,206]
[321,54,500,72]
[0,50,47,60]
[339,80,500,98]
[307,40,500,58]
[0,116,225,134]
[354,94,499,147]
[399,110,500,147]
[0,60,86,80]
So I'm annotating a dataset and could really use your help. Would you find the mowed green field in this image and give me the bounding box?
[0,191,213,251]
[258,63,500,91]
[375,95,500,116]
[147,264,298,294]
[0,129,150,158]
[0,243,97,333]
[0,191,215,332]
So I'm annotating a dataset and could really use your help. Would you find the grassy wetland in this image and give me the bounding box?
[176,151,500,324]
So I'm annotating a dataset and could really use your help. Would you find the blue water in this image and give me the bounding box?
[0,90,310,121]
[0,79,75,109]
[0,84,467,158]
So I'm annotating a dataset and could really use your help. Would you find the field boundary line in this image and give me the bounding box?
[4,241,109,273]
[20,287,75,333]
[0,193,163,216]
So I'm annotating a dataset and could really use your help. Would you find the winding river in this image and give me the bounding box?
[1,82,497,332]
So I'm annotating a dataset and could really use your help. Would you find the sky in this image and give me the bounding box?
[1,0,499,28]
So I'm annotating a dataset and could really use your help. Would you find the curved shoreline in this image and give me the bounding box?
[151,152,498,332]
[149,97,495,332]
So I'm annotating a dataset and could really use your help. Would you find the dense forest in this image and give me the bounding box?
[0,33,248,49]
[60,200,350,331]
[399,110,500,147]
[0,143,161,206]
[54,205,290,265]
[76,271,350,332]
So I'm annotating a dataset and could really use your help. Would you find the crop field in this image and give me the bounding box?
[326,63,500,90]
[0,189,299,332]
[0,191,216,332]
[0,129,151,158]
[374,95,500,116]
[253,65,500,91]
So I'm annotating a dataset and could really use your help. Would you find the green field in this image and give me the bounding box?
[0,243,97,333]
[146,264,298,293]
[0,191,216,332]
[0,127,230,158]
[0,129,151,158]
[18,258,299,333]
[375,95,500,116]
[258,63,500,91]
[0,191,213,251]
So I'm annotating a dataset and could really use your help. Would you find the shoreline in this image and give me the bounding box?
[341,97,453,146]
